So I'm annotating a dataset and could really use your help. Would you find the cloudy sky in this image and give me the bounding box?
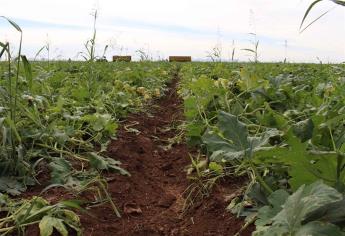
[0,0,344,62]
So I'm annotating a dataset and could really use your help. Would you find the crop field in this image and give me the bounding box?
[0,56,344,235]
[1,1,345,235]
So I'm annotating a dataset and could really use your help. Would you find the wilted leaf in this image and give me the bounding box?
[39,216,68,236]
[88,152,130,176]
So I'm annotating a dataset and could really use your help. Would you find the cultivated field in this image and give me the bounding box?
[0,59,344,235]
[1,1,345,235]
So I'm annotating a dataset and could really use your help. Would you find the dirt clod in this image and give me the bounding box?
[124,202,143,215]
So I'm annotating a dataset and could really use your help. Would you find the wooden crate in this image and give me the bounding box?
[169,56,192,62]
[112,56,132,62]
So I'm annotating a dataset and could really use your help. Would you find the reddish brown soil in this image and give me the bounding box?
[24,76,253,236]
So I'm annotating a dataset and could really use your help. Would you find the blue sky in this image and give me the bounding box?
[0,0,344,62]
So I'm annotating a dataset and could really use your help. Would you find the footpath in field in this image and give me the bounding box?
[80,76,253,236]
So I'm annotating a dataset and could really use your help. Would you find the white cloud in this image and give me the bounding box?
[0,0,344,62]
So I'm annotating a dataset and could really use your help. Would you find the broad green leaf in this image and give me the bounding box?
[256,189,290,226]
[254,182,343,235]
[273,182,341,232]
[253,225,288,236]
[303,199,345,226]
[49,159,73,184]
[203,111,248,154]
[292,118,314,142]
[186,121,205,138]
[248,183,270,206]
[0,177,27,195]
[71,86,89,100]
[238,69,268,91]
[82,113,117,133]
[255,130,340,190]
[184,96,199,119]
[257,104,288,129]
[185,75,221,115]
[296,221,344,236]
[53,129,69,145]
[203,111,278,161]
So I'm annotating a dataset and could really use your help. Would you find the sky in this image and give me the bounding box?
[0,0,344,62]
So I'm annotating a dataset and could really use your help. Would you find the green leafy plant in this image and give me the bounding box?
[179,61,345,234]
[0,194,82,236]
[1,18,175,236]
[203,111,279,194]
[0,16,34,190]
[254,181,344,236]
[45,156,129,218]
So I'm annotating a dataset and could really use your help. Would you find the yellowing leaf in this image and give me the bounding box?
[39,216,68,236]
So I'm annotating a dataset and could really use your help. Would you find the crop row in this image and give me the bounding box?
[0,59,173,235]
[179,62,345,235]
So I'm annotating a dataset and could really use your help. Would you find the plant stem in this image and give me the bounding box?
[250,162,273,194]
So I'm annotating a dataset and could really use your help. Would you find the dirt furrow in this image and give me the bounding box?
[79,76,253,236]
